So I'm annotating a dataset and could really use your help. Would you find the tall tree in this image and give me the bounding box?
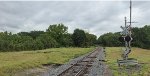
[72,29,87,47]
[46,23,68,46]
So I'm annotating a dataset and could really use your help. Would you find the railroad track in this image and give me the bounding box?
[57,47,102,76]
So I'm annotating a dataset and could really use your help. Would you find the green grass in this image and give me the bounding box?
[106,47,150,76]
[0,47,94,76]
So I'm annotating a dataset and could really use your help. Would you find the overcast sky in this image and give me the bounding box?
[0,1,150,37]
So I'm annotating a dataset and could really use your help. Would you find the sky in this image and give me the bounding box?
[0,0,150,37]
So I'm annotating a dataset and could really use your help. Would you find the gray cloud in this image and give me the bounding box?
[0,1,150,37]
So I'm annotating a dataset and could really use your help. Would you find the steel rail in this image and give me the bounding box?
[57,47,101,76]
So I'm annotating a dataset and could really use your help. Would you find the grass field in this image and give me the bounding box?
[1,47,149,76]
[106,47,150,76]
[0,47,94,76]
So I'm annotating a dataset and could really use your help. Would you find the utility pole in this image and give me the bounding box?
[130,0,132,27]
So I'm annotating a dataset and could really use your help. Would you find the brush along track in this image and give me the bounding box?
[57,47,102,76]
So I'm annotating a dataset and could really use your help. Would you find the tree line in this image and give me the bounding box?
[97,25,150,49]
[0,24,149,52]
[0,24,97,52]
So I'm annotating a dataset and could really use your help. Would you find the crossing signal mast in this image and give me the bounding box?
[119,0,134,60]
[117,1,141,75]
